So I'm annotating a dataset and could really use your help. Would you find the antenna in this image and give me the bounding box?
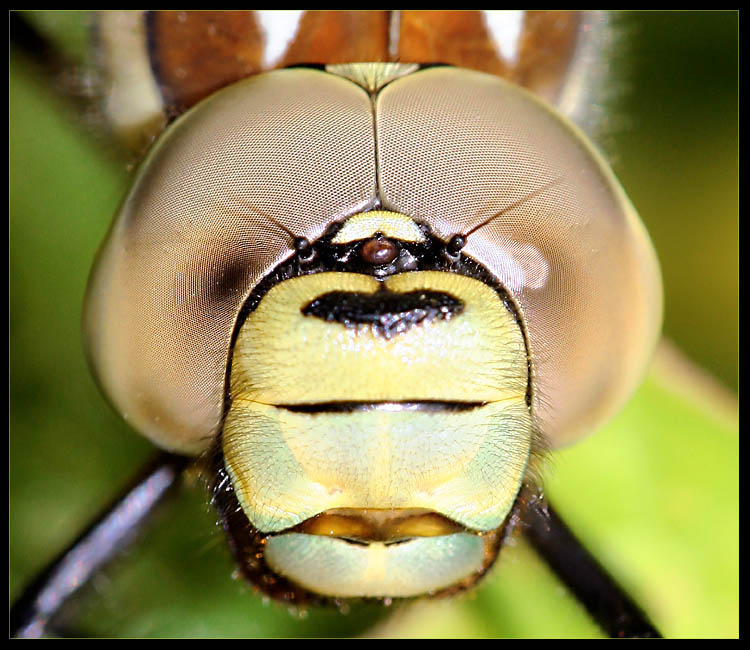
[213,198,312,257]
[448,177,563,254]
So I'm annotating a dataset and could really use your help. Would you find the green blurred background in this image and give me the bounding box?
[608,12,738,392]
[10,11,737,638]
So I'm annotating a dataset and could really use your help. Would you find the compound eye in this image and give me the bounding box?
[83,68,376,455]
[360,237,398,265]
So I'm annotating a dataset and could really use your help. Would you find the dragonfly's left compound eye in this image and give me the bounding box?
[84,64,661,601]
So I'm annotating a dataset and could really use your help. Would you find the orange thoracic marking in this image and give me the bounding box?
[148,11,265,112]
[146,10,584,115]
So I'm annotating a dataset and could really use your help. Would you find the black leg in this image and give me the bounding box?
[523,496,662,638]
[9,452,190,638]
[11,452,663,638]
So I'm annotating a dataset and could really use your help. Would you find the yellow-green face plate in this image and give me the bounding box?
[223,265,531,598]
